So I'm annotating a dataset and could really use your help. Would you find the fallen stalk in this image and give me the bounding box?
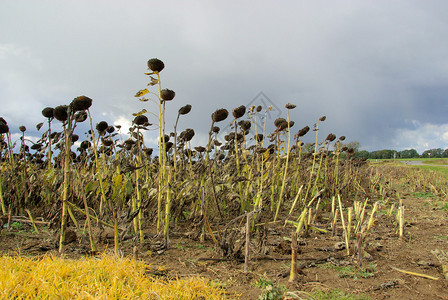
[390,265,439,280]
[67,201,118,231]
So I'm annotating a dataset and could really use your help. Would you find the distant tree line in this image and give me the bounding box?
[355,148,448,159]
[304,140,447,160]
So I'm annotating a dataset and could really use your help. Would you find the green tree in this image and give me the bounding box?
[356,150,370,159]
[370,150,397,159]
[398,149,419,159]
[442,148,448,158]
[421,148,443,158]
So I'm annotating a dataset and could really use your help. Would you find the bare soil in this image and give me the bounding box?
[1,191,447,299]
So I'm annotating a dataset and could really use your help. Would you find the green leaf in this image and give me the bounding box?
[113,174,123,187]
[124,181,134,196]
[85,181,99,193]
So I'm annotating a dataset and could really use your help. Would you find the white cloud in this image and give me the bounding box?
[391,121,448,153]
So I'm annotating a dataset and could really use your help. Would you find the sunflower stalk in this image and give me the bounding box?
[0,177,5,215]
[337,194,349,254]
[59,114,73,253]
[87,109,108,219]
[274,108,292,221]
[289,231,298,282]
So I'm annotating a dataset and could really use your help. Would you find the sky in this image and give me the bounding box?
[1,0,448,154]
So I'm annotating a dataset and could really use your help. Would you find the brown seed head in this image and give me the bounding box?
[0,123,8,134]
[102,138,113,146]
[277,121,288,131]
[212,108,229,123]
[238,120,251,131]
[326,133,336,142]
[180,128,195,141]
[161,89,175,101]
[147,58,165,72]
[297,126,310,137]
[134,115,149,126]
[75,111,88,123]
[178,104,192,115]
[19,126,26,132]
[274,118,286,129]
[96,121,109,132]
[285,103,296,109]
[319,116,326,122]
[31,143,42,150]
[53,105,69,122]
[124,139,136,146]
[71,96,92,111]
[232,105,246,119]
[143,148,153,156]
[194,146,206,153]
[42,107,54,119]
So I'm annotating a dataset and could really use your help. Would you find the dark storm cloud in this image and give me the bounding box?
[1,1,448,154]
[408,86,448,125]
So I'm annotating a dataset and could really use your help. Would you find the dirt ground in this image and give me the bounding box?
[1,190,447,299]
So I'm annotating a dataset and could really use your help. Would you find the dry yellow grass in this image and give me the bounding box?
[0,254,228,299]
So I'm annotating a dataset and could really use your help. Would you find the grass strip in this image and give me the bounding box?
[0,254,228,299]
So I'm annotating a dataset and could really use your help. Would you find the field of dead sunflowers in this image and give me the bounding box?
[1,58,447,299]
